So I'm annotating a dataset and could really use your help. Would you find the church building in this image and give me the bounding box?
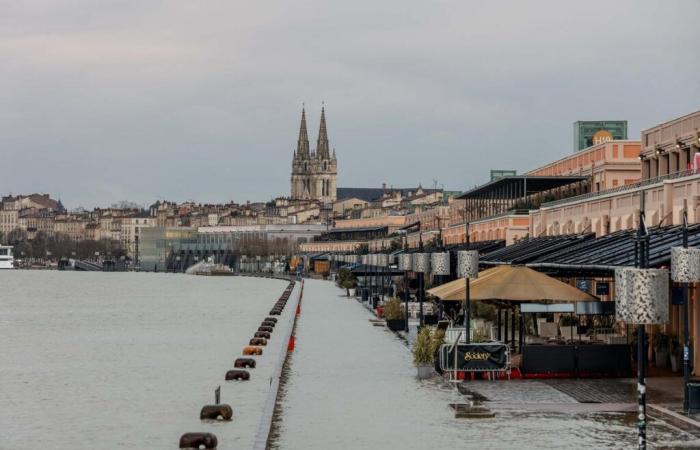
[290,106,338,203]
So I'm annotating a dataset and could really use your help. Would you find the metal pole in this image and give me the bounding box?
[418,272,424,327]
[381,257,385,304]
[404,270,410,332]
[464,214,471,344]
[683,208,691,413]
[419,225,424,327]
[404,233,410,333]
[497,309,502,341]
[519,309,525,352]
[638,324,647,449]
[511,308,516,350]
[637,192,648,450]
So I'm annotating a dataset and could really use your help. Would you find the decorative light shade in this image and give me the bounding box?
[671,247,700,283]
[412,253,431,273]
[376,254,389,267]
[457,250,479,278]
[431,252,450,275]
[614,267,632,323]
[615,267,669,325]
[398,253,412,271]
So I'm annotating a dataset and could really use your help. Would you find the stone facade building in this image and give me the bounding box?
[290,107,337,203]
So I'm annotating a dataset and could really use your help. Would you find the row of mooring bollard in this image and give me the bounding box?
[179,280,297,449]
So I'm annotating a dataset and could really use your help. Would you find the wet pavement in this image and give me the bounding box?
[273,279,700,449]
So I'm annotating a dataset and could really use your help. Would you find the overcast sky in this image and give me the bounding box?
[2,1,699,208]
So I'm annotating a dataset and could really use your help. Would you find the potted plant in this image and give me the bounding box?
[654,333,670,368]
[384,298,406,331]
[412,327,445,379]
[669,334,681,373]
[559,315,578,340]
[336,268,358,297]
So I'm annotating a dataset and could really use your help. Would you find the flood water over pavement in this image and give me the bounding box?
[273,279,700,450]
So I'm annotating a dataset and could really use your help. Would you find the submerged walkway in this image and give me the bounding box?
[273,279,698,450]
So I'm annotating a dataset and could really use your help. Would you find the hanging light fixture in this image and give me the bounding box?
[457,250,479,279]
[671,247,700,283]
[615,268,669,324]
[431,252,450,276]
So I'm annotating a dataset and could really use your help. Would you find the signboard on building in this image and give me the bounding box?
[573,121,628,152]
[490,170,517,181]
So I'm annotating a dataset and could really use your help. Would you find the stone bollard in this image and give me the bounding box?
[234,358,256,368]
[242,346,263,355]
[225,369,250,380]
[200,404,233,421]
[179,432,218,449]
[249,338,267,346]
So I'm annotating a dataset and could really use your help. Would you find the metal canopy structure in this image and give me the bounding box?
[457,176,588,221]
[529,224,700,274]
[481,234,594,266]
[479,224,700,276]
[317,226,388,241]
[444,239,505,254]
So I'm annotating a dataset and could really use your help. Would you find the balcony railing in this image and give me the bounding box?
[541,169,698,209]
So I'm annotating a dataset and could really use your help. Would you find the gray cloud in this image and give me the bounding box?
[1,0,699,208]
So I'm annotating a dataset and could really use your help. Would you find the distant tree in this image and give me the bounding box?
[110,200,143,210]
[356,244,369,255]
[7,228,31,259]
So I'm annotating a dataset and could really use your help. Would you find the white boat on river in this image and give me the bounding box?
[0,245,14,269]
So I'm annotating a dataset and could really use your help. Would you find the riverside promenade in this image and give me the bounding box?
[272,279,699,450]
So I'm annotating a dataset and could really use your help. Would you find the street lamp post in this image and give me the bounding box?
[464,215,471,344]
[616,191,668,449]
[670,205,700,413]
[683,209,691,413]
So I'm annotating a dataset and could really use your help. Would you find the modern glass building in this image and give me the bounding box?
[573,120,628,152]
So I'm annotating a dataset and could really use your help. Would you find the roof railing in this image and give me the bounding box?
[541,169,698,208]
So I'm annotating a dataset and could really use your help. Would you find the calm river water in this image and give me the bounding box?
[0,271,292,450]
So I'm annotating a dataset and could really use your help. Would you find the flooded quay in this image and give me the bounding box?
[272,279,700,450]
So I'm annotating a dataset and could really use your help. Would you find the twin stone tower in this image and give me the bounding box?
[290,106,338,203]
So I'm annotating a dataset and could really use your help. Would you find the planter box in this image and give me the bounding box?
[386,319,407,332]
[417,364,433,379]
[670,354,680,373]
[423,315,438,325]
[560,326,578,340]
[655,349,669,368]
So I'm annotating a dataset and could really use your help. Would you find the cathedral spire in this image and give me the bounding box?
[316,105,330,158]
[297,106,310,157]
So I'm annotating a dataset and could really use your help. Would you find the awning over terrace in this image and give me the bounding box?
[427,265,597,303]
